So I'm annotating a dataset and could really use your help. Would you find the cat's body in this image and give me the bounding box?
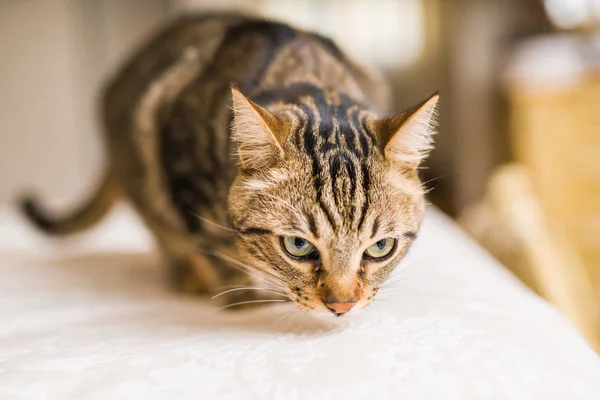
[22,14,438,316]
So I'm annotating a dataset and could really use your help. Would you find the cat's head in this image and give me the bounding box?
[227,87,438,316]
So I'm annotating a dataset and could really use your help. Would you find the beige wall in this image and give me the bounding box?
[0,0,256,206]
[0,0,88,204]
[0,0,166,205]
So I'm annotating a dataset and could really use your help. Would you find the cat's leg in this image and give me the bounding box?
[165,250,228,295]
[165,253,206,294]
[155,230,222,295]
[164,247,270,307]
[166,249,286,308]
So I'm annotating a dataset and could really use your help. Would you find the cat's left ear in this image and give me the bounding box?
[372,92,439,170]
[230,87,288,171]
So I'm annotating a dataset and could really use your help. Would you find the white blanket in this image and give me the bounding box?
[0,205,599,399]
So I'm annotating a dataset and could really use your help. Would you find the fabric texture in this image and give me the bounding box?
[0,205,599,400]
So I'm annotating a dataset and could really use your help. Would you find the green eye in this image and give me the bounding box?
[364,238,396,260]
[281,237,316,258]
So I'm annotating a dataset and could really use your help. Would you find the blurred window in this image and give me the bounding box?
[259,0,425,69]
[544,0,600,29]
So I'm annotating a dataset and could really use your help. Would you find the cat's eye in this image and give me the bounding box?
[364,238,396,260]
[281,237,317,259]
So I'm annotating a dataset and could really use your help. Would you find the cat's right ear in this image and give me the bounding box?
[230,87,288,171]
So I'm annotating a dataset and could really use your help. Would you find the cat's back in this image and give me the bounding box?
[102,13,247,127]
[102,13,386,129]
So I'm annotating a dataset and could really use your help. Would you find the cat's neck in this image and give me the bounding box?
[252,81,368,115]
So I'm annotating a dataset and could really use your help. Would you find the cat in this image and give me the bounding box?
[20,13,439,317]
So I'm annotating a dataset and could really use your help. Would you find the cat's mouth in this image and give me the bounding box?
[287,292,366,317]
[282,279,373,316]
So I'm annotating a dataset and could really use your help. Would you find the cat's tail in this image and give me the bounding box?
[19,170,120,236]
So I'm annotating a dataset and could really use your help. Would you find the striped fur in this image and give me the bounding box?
[20,14,438,314]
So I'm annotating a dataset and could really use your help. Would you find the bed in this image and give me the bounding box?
[1,205,599,399]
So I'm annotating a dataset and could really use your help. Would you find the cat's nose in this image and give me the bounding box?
[324,298,356,316]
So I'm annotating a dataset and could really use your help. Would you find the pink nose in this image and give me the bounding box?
[325,301,356,316]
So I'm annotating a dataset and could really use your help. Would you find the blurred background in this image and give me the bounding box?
[1,0,599,348]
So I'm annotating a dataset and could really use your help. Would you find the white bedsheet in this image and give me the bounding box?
[0,205,598,400]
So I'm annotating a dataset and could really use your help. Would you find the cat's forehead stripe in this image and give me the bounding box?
[370,217,380,239]
[267,85,375,235]
[306,212,319,238]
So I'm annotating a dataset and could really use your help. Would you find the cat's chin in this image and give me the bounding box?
[304,308,334,318]
[298,304,366,319]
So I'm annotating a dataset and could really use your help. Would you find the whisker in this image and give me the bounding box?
[187,211,239,234]
[380,270,412,288]
[213,283,252,290]
[380,275,410,289]
[378,287,423,294]
[284,308,308,328]
[214,276,255,290]
[199,248,278,281]
[211,286,288,300]
[238,262,286,289]
[380,250,441,289]
[382,267,431,288]
[200,248,287,291]
[421,173,449,188]
[277,308,302,328]
[272,307,300,326]
[217,299,289,310]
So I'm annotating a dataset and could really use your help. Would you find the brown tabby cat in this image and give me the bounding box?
[20,13,439,317]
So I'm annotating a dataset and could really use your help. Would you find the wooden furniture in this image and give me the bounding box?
[461,39,600,350]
